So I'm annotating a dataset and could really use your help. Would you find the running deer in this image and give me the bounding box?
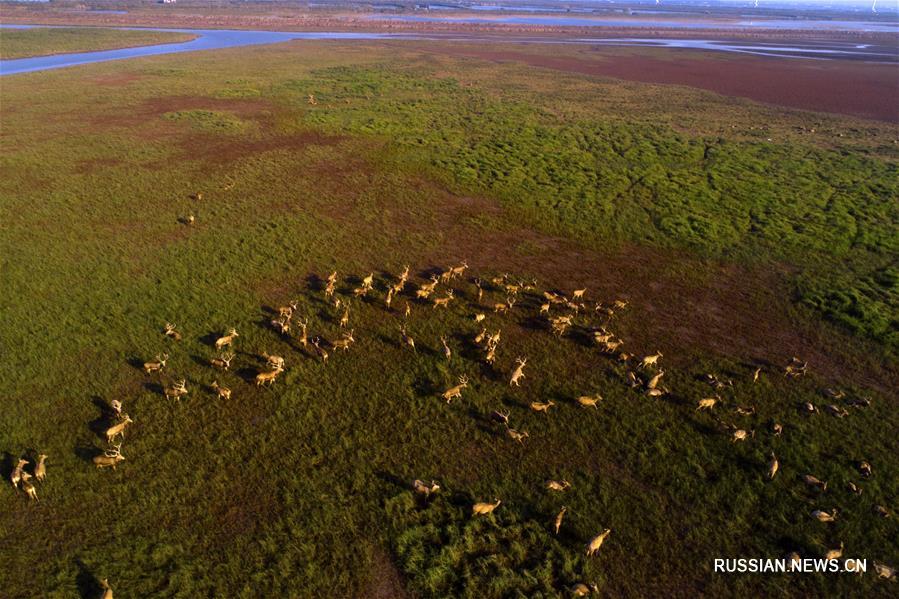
[506,427,529,444]
[311,337,329,363]
[215,328,239,350]
[442,375,469,404]
[332,330,355,351]
[210,352,235,371]
[546,479,571,492]
[105,415,133,445]
[432,290,454,309]
[211,381,231,400]
[143,353,168,375]
[577,394,602,409]
[638,351,663,370]
[262,352,285,370]
[509,357,527,387]
[696,397,718,411]
[93,444,125,470]
[530,400,555,414]
[400,326,416,352]
[472,499,501,516]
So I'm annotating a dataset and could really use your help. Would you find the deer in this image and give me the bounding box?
[362,272,375,290]
[278,300,298,319]
[256,366,284,387]
[509,357,527,387]
[473,313,486,323]
[451,261,468,279]
[404,303,411,319]
[767,453,779,479]
[211,381,231,400]
[385,286,394,309]
[34,454,48,482]
[143,353,168,375]
[811,509,837,522]
[752,367,761,383]
[473,278,484,303]
[271,316,291,336]
[858,461,872,478]
[398,265,410,285]
[646,370,664,390]
[340,307,350,328]
[100,578,114,599]
[506,427,529,444]
[570,582,598,597]
[802,474,827,491]
[530,400,555,414]
[784,357,808,378]
[825,543,844,561]
[442,375,468,404]
[771,422,783,436]
[485,345,497,366]
[873,562,896,579]
[432,290,454,309]
[540,302,551,315]
[164,379,188,401]
[586,529,611,556]
[554,506,567,535]
[474,328,488,345]
[494,297,515,314]
[325,279,336,299]
[440,336,452,361]
[296,317,309,349]
[352,286,369,298]
[490,410,510,425]
[848,482,862,495]
[332,330,355,351]
[105,415,133,445]
[400,326,416,353]
[731,429,753,443]
[638,351,663,370]
[10,458,28,490]
[874,505,890,518]
[311,337,329,363]
[215,328,239,350]
[21,474,37,501]
[262,352,285,370]
[472,499,501,516]
[572,288,587,300]
[412,479,440,498]
[546,479,571,492]
[487,330,501,348]
[577,394,601,409]
[210,352,235,371]
[696,397,718,411]
[93,444,125,470]
[163,323,182,341]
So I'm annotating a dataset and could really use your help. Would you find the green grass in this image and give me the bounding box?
[0,41,897,597]
[0,27,196,60]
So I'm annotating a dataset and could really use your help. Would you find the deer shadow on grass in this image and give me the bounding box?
[74,558,103,599]
[199,331,222,348]
[374,470,409,491]
[125,356,147,372]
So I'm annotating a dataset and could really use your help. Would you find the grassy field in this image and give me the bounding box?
[0,27,195,60]
[0,38,897,598]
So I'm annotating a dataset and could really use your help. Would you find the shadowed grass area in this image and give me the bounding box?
[0,27,196,60]
[0,40,897,597]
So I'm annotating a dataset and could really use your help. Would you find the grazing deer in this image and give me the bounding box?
[297,317,309,349]
[262,352,285,369]
[638,351,663,370]
[766,453,779,479]
[577,394,601,409]
[332,330,355,351]
[811,509,837,522]
[412,479,440,498]
[506,427,529,444]
[400,326,416,353]
[554,506,567,535]
[432,291,454,309]
[509,357,527,387]
[440,336,452,361]
[256,366,284,387]
[586,529,611,556]
[10,458,27,490]
[472,499,501,516]
[143,353,168,375]
[100,578,114,599]
[210,352,235,371]
[442,375,469,404]
[546,479,570,492]
[696,397,718,411]
[34,454,48,482]
[311,337,329,363]
[105,415,133,445]
[570,582,598,596]
[211,381,231,400]
[215,328,239,350]
[530,400,555,414]
[163,323,182,341]
[278,300,298,319]
[164,379,188,401]
[93,445,125,470]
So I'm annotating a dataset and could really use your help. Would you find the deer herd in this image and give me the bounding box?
[6,260,893,591]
